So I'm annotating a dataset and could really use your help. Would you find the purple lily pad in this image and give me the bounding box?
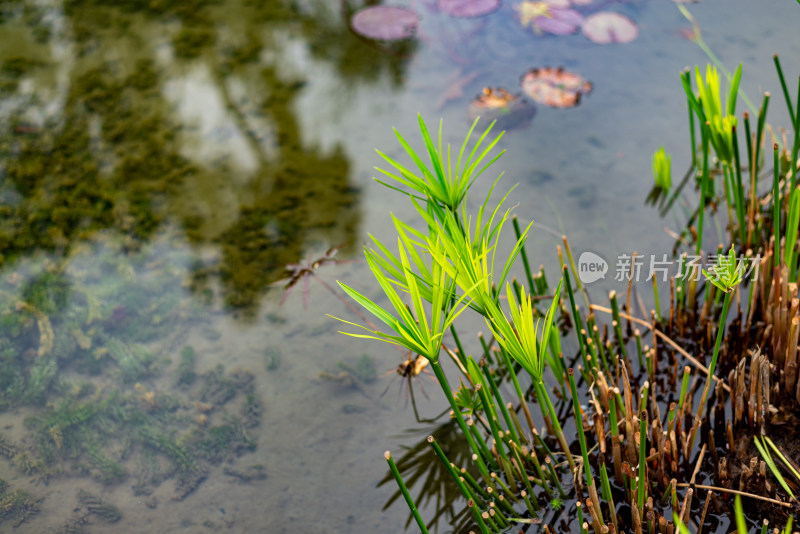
[535,8,584,35]
[350,6,420,41]
[582,12,638,44]
[438,0,501,18]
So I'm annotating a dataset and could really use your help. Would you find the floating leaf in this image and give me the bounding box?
[533,8,583,35]
[350,6,420,41]
[582,12,638,44]
[516,1,582,34]
[520,67,592,108]
[439,0,501,17]
[468,88,536,129]
[469,87,521,110]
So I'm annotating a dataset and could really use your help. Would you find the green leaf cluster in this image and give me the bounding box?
[652,146,672,190]
[375,116,505,211]
[701,245,744,293]
[333,115,563,389]
[683,64,742,164]
[336,234,473,363]
[485,281,562,383]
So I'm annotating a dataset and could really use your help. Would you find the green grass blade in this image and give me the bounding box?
[765,436,800,485]
[417,115,448,193]
[734,495,747,534]
[755,436,796,499]
[337,281,402,329]
[773,55,797,127]
[727,63,742,116]
[455,117,480,186]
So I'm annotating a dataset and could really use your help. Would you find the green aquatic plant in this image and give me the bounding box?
[756,435,800,502]
[375,115,504,211]
[652,146,672,190]
[177,345,197,386]
[336,116,577,527]
[385,450,430,534]
[687,246,743,452]
[335,236,473,363]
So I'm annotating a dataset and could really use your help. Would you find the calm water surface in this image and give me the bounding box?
[0,0,798,532]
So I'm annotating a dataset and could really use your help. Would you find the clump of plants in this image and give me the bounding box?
[0,479,41,528]
[335,55,800,533]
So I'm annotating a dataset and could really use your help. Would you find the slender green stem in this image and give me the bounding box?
[754,93,771,174]
[385,451,430,534]
[689,290,733,452]
[468,421,495,469]
[722,162,735,242]
[450,324,468,368]
[513,216,536,296]
[744,111,754,182]
[577,502,586,534]
[774,55,796,127]
[609,394,619,438]
[678,366,691,413]
[475,382,510,463]
[431,361,490,478]
[428,436,491,534]
[461,468,491,501]
[652,277,661,322]
[732,126,746,245]
[528,446,552,498]
[563,266,588,370]
[534,380,575,470]
[478,332,494,365]
[599,463,618,530]
[567,369,593,489]
[734,495,747,534]
[774,143,781,269]
[521,490,538,516]
[545,456,566,497]
[482,365,521,445]
[791,76,800,193]
[697,124,710,256]
[688,96,698,166]
[638,412,647,513]
[640,382,650,413]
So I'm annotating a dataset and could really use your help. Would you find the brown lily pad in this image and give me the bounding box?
[520,67,592,108]
[350,6,420,41]
[468,87,535,130]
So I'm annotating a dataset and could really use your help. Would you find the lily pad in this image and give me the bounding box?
[350,6,420,41]
[520,67,592,108]
[468,88,535,130]
[515,1,582,35]
[438,0,501,17]
[582,12,638,44]
[534,8,583,35]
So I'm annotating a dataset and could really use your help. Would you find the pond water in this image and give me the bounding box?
[0,0,798,532]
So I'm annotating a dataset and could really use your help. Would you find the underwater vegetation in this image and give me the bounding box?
[0,230,265,531]
[0,0,428,524]
[0,479,41,528]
